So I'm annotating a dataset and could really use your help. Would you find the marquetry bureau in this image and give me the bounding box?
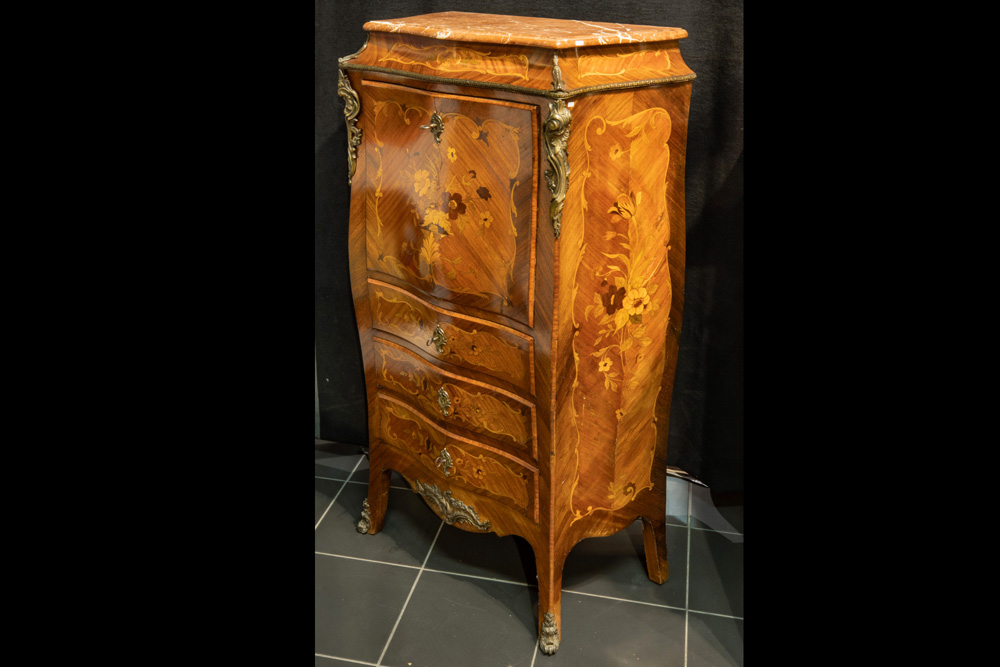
[338,11,694,655]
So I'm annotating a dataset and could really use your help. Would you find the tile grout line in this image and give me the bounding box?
[376,520,445,667]
[315,456,365,531]
[686,608,745,621]
[677,520,743,536]
[315,653,378,666]
[424,567,534,587]
[560,588,685,613]
[684,480,692,667]
[315,551,423,570]
[315,476,413,493]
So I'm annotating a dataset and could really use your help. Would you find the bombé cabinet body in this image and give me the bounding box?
[337,11,694,655]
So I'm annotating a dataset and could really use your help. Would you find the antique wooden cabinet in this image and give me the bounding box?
[338,11,693,655]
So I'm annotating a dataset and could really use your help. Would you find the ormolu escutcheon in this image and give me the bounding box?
[434,446,453,476]
[437,387,452,418]
[419,111,445,143]
[426,324,447,353]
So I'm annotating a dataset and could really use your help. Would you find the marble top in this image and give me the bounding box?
[363,11,688,49]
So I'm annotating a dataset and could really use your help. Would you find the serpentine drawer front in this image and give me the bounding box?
[377,395,538,520]
[368,279,534,393]
[373,338,535,455]
[339,11,694,656]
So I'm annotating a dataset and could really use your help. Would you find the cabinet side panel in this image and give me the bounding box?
[554,84,690,535]
[347,68,378,448]
[531,91,559,615]
[642,84,690,493]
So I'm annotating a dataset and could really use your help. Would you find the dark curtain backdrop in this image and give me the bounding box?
[315,0,743,495]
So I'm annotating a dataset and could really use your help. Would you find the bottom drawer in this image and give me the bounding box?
[377,394,537,520]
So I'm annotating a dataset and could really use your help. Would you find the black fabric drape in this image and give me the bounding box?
[315,0,743,495]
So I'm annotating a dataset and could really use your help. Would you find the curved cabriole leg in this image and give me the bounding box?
[358,465,391,535]
[640,516,669,584]
[535,546,568,655]
[640,472,670,583]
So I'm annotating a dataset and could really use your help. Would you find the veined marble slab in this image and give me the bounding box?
[363,11,688,49]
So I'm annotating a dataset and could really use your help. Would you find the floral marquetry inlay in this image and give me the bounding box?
[584,190,666,394]
[362,80,536,325]
[567,105,674,522]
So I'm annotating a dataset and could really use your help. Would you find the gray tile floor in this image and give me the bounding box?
[315,440,743,666]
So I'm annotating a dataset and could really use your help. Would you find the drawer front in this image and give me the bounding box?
[361,79,537,326]
[378,395,536,518]
[369,280,533,394]
[375,339,534,453]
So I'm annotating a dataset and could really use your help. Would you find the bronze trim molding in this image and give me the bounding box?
[551,53,567,94]
[340,61,696,100]
[337,69,363,185]
[540,610,560,654]
[415,480,491,530]
[357,498,372,534]
[339,35,370,65]
[543,99,571,239]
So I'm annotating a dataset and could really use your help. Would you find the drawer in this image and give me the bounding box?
[374,338,535,455]
[360,79,537,326]
[369,280,534,394]
[378,394,537,519]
